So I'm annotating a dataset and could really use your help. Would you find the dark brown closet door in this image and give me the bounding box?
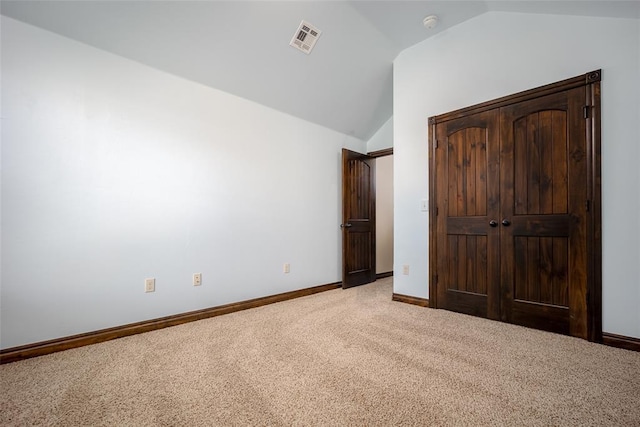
[430,70,601,341]
[434,110,501,319]
[499,87,588,337]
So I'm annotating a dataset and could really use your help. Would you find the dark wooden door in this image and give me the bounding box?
[341,149,376,288]
[434,110,501,319]
[500,87,588,337]
[429,70,601,340]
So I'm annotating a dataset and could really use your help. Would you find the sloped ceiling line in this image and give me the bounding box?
[1,1,637,140]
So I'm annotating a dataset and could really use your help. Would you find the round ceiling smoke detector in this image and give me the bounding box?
[423,15,439,30]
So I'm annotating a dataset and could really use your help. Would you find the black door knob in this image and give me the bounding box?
[340,223,352,228]
[489,220,498,227]
[502,219,511,226]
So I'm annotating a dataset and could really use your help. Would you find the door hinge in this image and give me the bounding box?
[435,274,438,284]
[586,200,590,212]
[435,139,439,149]
[435,207,439,216]
[583,105,590,119]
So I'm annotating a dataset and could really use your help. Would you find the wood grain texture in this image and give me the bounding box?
[342,149,376,288]
[567,86,589,339]
[434,110,500,320]
[428,119,438,308]
[392,293,429,307]
[430,70,601,341]
[0,282,342,364]
[586,81,603,342]
[430,70,601,125]
[500,87,587,337]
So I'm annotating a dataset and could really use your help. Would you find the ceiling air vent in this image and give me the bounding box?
[289,20,322,54]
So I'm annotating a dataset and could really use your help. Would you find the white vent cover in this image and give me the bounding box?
[289,20,322,54]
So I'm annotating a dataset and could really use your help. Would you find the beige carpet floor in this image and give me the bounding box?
[1,277,639,426]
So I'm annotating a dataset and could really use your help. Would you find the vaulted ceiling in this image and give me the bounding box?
[2,1,638,140]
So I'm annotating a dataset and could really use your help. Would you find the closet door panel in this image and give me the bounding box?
[434,110,501,319]
[500,87,587,337]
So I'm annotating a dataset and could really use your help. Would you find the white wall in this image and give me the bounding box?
[366,116,393,153]
[375,156,393,274]
[0,17,366,349]
[394,12,640,339]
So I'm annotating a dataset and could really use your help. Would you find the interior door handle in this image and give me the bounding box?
[489,220,498,227]
[340,223,353,228]
[501,219,511,226]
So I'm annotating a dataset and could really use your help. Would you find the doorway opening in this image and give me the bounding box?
[371,149,393,280]
[341,147,393,289]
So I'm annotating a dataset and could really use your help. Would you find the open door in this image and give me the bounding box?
[341,149,376,289]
